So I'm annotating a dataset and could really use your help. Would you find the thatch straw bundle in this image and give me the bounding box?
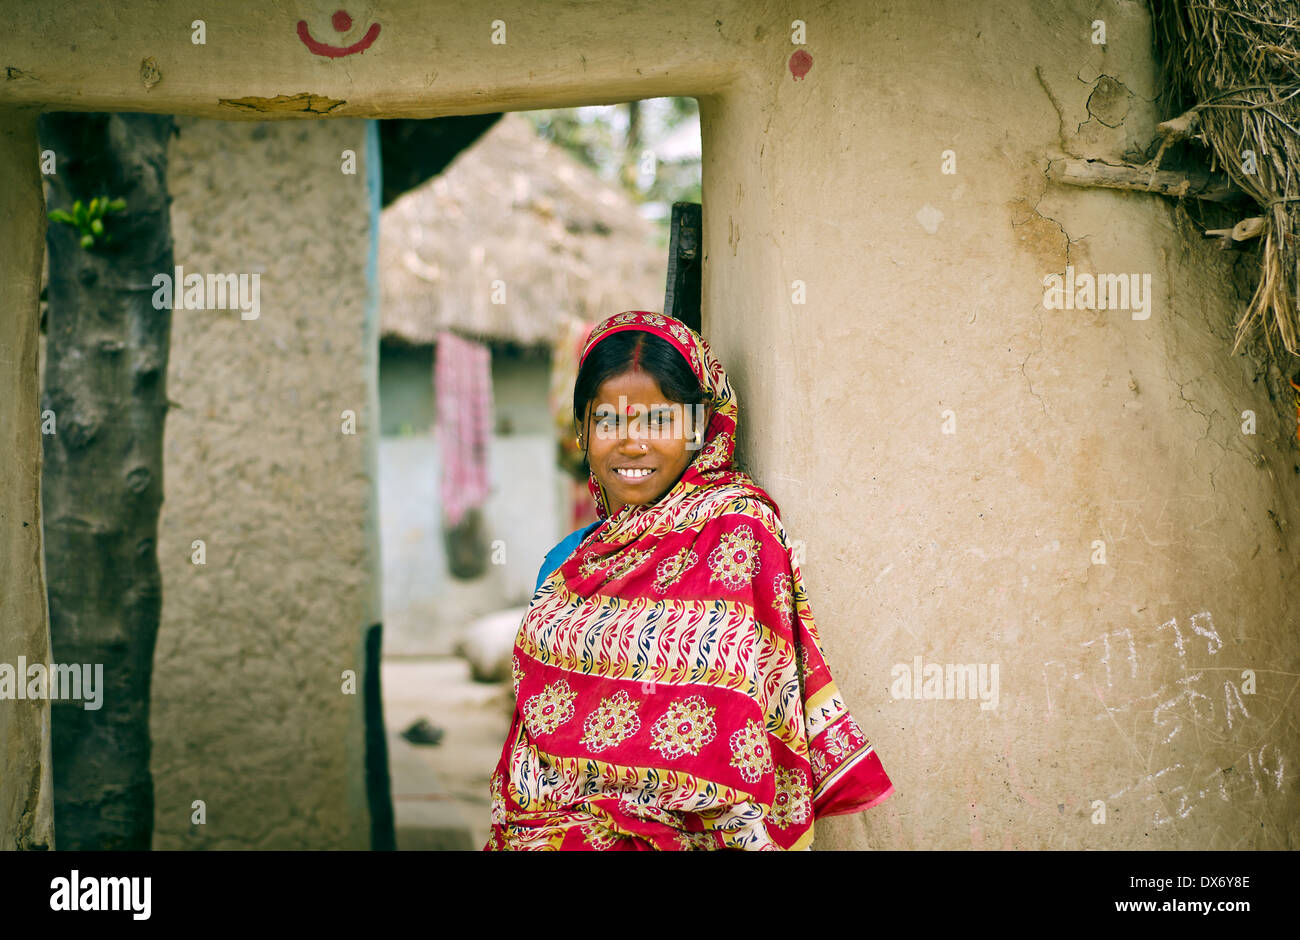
[1152,0,1300,361]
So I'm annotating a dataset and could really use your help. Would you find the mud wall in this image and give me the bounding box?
[1,0,1295,849]
[149,116,377,849]
[702,1,1298,848]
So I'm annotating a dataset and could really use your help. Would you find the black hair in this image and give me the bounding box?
[572,329,707,444]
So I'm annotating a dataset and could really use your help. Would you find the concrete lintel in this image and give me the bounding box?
[0,2,750,118]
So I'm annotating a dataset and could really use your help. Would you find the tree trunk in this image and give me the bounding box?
[37,112,174,850]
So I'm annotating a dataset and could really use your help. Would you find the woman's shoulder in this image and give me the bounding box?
[684,485,798,584]
[546,520,601,561]
[688,481,786,540]
[535,520,603,593]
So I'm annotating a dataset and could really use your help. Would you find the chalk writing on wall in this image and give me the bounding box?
[1040,611,1287,831]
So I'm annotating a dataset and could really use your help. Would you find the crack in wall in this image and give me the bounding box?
[1030,195,1082,267]
[219,93,346,114]
[1171,373,1235,495]
[1035,65,1083,159]
[1021,303,1049,417]
[1084,74,1131,129]
[1013,181,1098,418]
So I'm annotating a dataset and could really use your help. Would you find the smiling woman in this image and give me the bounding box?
[575,327,710,517]
[484,311,894,851]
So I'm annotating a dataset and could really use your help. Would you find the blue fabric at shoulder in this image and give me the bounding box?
[534,521,603,594]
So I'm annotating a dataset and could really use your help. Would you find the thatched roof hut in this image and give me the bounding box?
[379,111,665,348]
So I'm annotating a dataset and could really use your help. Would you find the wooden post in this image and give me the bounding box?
[0,108,54,851]
[1046,158,1240,203]
[665,202,703,333]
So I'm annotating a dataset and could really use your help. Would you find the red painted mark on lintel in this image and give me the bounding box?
[297,10,381,58]
[789,50,812,80]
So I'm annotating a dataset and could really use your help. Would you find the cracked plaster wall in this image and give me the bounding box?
[702,0,1298,849]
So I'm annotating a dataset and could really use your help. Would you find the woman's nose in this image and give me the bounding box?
[619,423,649,448]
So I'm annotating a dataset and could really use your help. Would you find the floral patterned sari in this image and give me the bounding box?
[484,311,893,850]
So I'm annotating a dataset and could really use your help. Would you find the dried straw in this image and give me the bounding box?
[1151,0,1300,362]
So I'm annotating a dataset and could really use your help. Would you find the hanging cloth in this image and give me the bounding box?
[435,332,494,579]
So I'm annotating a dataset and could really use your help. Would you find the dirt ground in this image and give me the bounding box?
[381,658,514,850]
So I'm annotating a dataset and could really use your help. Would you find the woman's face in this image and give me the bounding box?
[584,369,706,516]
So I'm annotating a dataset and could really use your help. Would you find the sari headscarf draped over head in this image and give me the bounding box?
[484,311,893,851]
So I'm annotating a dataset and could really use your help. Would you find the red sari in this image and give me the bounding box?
[484,311,893,850]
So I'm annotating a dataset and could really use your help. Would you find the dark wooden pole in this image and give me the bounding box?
[38,112,175,850]
[665,202,702,333]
